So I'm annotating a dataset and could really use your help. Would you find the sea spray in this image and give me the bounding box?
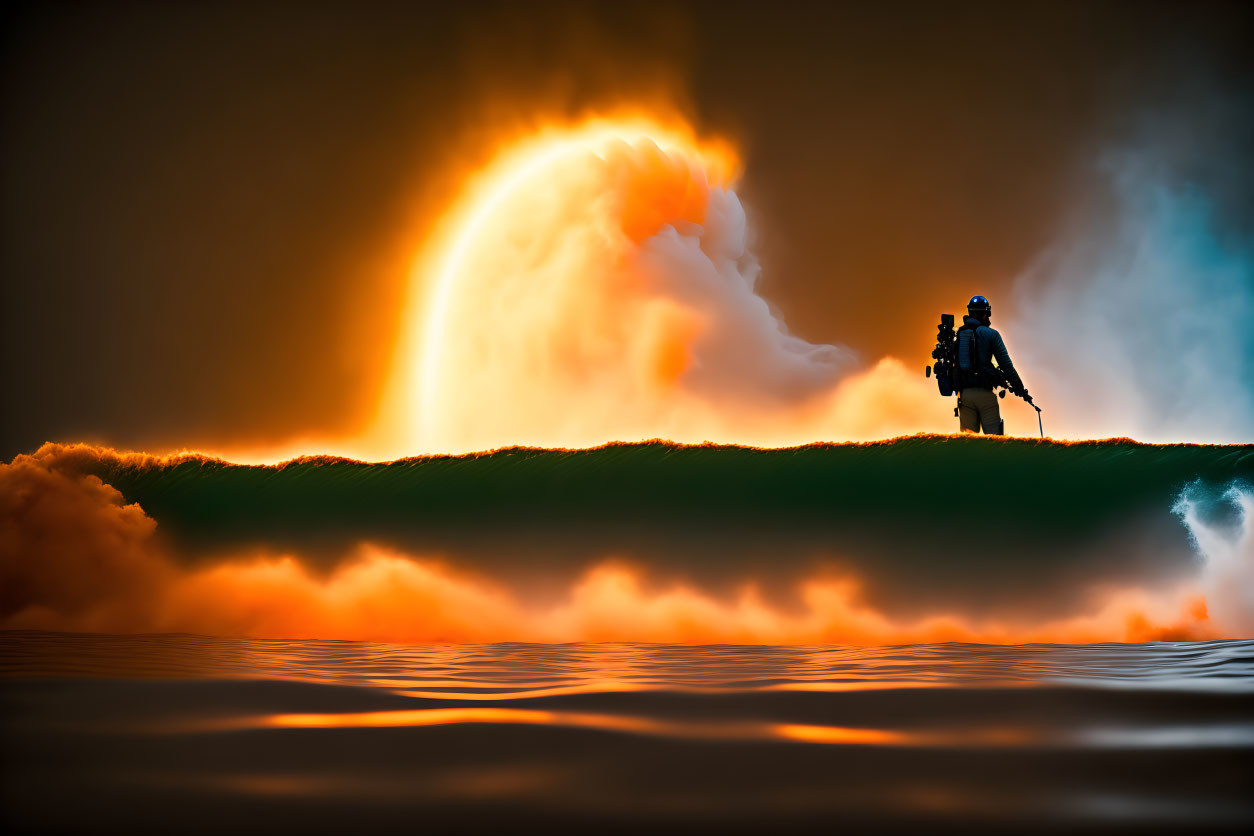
[1174,480,1254,634]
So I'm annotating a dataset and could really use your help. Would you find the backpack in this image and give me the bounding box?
[957,324,999,389]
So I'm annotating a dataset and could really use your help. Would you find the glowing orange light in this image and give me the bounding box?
[257,708,1041,749]
[772,724,910,746]
[388,682,651,701]
[269,707,558,729]
[262,707,916,747]
[381,116,738,454]
[366,111,968,457]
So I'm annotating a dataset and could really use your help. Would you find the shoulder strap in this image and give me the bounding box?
[958,325,976,370]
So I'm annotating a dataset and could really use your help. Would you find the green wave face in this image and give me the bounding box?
[77,437,1253,620]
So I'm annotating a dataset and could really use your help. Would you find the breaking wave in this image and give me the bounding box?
[2,438,1251,642]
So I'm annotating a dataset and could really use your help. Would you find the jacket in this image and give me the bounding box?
[961,315,1025,393]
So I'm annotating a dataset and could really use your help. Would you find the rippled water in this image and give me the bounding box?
[3,631,1253,834]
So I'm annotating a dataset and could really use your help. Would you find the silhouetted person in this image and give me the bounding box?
[956,295,1029,434]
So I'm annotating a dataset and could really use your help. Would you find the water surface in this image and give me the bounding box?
[2,631,1252,833]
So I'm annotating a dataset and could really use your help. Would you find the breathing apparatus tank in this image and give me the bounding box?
[925,313,957,396]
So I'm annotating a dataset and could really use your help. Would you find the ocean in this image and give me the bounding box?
[3,437,1253,831]
[2,631,1252,833]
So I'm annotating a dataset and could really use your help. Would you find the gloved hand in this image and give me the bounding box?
[1021,389,1034,405]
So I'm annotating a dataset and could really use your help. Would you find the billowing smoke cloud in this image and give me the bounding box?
[1174,481,1254,636]
[0,448,170,630]
[406,113,1254,452]
[411,131,946,453]
[1007,98,1254,443]
[1,445,1240,643]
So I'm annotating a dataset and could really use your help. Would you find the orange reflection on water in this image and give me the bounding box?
[268,707,710,738]
[385,681,651,701]
[268,707,558,729]
[264,706,933,747]
[764,681,954,693]
[383,680,978,702]
[777,723,1043,747]
[772,724,910,745]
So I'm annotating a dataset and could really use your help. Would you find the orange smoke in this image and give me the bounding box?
[1,448,1218,644]
[169,112,988,465]
[348,114,959,461]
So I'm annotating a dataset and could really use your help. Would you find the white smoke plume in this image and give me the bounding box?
[1007,121,1254,443]
[1174,481,1254,636]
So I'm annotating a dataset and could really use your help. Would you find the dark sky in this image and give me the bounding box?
[3,0,1251,457]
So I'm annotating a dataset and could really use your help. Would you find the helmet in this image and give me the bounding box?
[967,295,991,313]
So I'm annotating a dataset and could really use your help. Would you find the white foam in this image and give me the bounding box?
[1173,481,1254,635]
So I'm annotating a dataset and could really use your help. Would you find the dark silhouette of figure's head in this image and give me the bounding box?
[967,295,992,325]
